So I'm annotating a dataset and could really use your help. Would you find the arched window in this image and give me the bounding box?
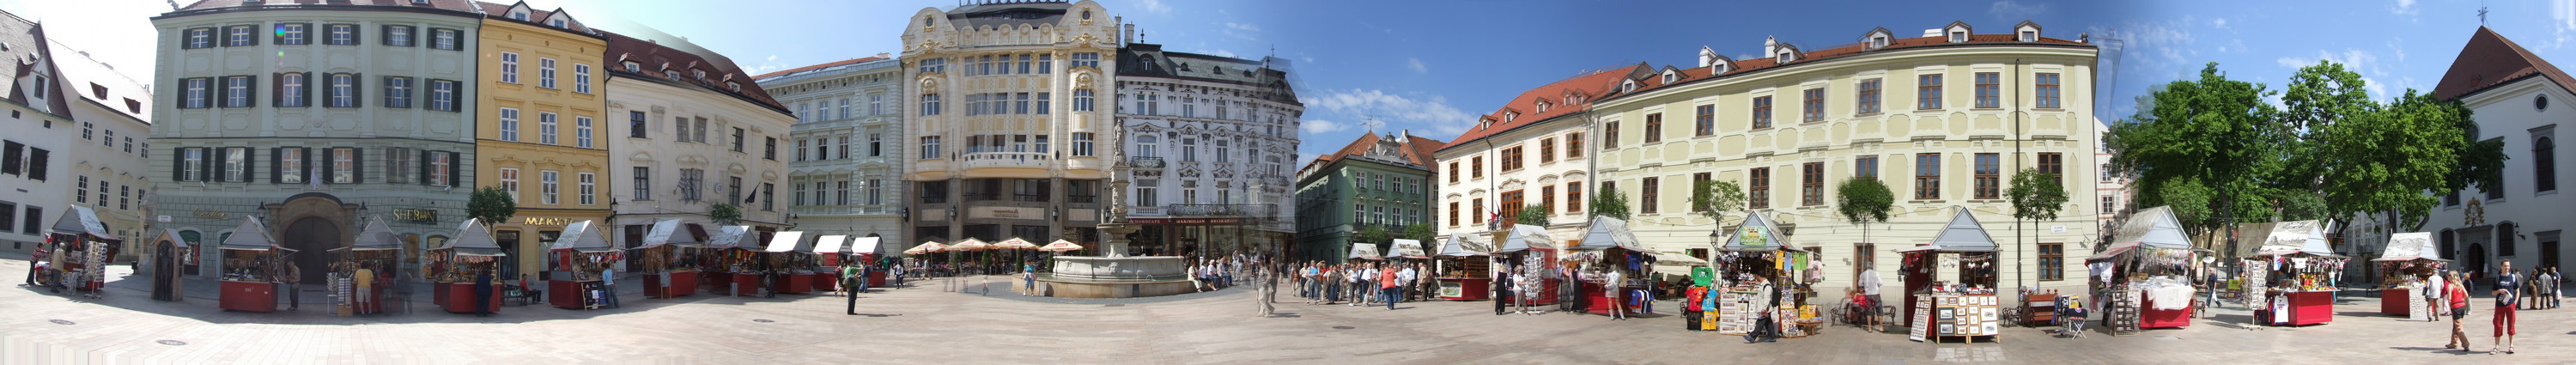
[2538,137,2556,192]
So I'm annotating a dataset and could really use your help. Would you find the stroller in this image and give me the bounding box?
[2055,295,2087,338]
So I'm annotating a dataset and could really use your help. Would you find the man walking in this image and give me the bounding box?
[2493,261,2521,354]
[845,262,863,315]
[2426,269,2448,322]
[1397,264,1419,303]
[600,266,620,309]
[284,263,302,311]
[473,268,495,317]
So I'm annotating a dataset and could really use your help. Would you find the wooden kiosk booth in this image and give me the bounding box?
[703,225,754,295]
[216,216,288,313]
[1902,208,2004,344]
[810,234,848,293]
[1709,213,1819,337]
[1435,233,1494,301]
[331,218,403,316]
[147,229,193,302]
[547,221,619,309]
[1492,224,1560,307]
[759,231,813,295]
[2372,232,2445,319]
[2085,206,2209,333]
[46,205,124,297]
[2239,220,2346,327]
[633,218,704,298]
[1571,217,1656,317]
[429,218,506,313]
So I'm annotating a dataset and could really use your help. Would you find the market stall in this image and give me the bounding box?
[1435,233,1494,301]
[330,218,402,316]
[811,235,848,293]
[851,237,887,287]
[2372,232,2445,319]
[547,221,619,309]
[1571,217,1656,317]
[761,231,812,295]
[1492,224,1560,307]
[429,218,507,313]
[2085,206,2208,333]
[1903,208,2003,344]
[2239,220,2347,326]
[1710,213,1821,338]
[46,205,123,297]
[147,228,191,302]
[216,216,287,313]
[1346,242,1382,262]
[632,218,704,298]
[704,226,754,295]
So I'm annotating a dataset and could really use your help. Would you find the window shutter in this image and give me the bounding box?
[23,148,43,180]
[246,75,260,107]
[271,73,283,106]
[446,151,461,187]
[319,148,336,184]
[301,72,316,106]
[240,148,257,183]
[270,147,283,184]
[350,73,364,107]
[418,150,432,186]
[351,148,366,184]
[172,148,188,182]
[210,148,226,182]
[303,148,317,184]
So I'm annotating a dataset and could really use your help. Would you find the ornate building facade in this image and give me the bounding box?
[1434,65,1643,247]
[1113,43,1301,258]
[759,55,908,252]
[601,26,794,254]
[470,1,608,278]
[899,1,1121,246]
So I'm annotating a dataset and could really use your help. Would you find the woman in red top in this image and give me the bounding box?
[2445,271,2472,351]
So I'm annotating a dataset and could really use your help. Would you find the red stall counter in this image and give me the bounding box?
[732,273,763,296]
[218,280,276,313]
[2140,295,2192,329]
[646,271,699,298]
[811,271,839,293]
[869,271,887,287]
[438,283,503,313]
[550,280,598,309]
[2256,290,2335,325]
[1438,277,1492,301]
[2381,289,2415,315]
[777,274,813,295]
[1578,282,1641,316]
[700,271,727,290]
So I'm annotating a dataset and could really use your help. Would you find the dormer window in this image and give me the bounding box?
[1712,64,1731,74]
[1949,31,1967,43]
[510,11,530,21]
[727,82,740,92]
[1662,70,1680,83]
[623,62,641,72]
[1870,35,1889,49]
[2014,21,2044,43]
[1620,80,1637,93]
[2019,30,2036,42]
[550,19,567,27]
[1505,113,1517,122]
[692,70,707,80]
[411,0,428,3]
[1777,52,1794,64]
[1536,100,1551,113]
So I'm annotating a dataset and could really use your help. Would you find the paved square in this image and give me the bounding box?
[2,259,2567,364]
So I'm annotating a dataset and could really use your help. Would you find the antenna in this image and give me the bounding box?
[1360,116,1384,134]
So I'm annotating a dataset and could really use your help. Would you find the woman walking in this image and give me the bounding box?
[2445,271,2473,352]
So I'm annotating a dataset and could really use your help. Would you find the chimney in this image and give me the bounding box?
[1697,46,1718,68]
[1762,36,1777,58]
[1121,17,1133,45]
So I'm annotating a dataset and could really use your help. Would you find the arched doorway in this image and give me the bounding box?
[2465,244,2489,278]
[283,217,342,284]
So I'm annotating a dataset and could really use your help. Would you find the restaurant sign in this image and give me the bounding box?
[392,208,439,224]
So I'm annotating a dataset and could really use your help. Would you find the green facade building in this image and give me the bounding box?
[1293,131,1441,262]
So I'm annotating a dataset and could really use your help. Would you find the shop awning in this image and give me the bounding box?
[1496,224,1557,252]
[1388,239,1429,259]
[762,231,806,252]
[217,216,277,251]
[2239,220,2341,258]
[2112,206,2196,250]
[812,235,848,254]
[706,225,751,250]
[1921,207,1999,252]
[851,237,884,255]
[51,205,119,241]
[1649,250,1707,265]
[436,218,506,256]
[1437,233,1491,257]
[550,221,618,253]
[1347,242,1382,260]
[636,218,702,249]
[1722,212,1794,252]
[349,217,402,251]
[1575,216,1649,252]
[2374,232,2445,262]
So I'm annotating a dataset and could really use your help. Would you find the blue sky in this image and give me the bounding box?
[14,0,2544,162]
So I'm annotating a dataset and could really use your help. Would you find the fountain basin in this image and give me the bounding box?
[1036,256,1193,298]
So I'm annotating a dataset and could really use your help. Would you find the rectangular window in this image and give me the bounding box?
[75,176,88,203]
[1641,177,1661,214]
[2038,152,2063,185]
[1695,105,1716,136]
[428,79,457,111]
[428,151,452,186]
[1471,156,1484,179]
[180,148,206,182]
[185,27,213,49]
[1802,88,1826,123]
[1752,96,1772,129]
[222,147,249,182]
[1448,202,1460,227]
[498,167,519,201]
[278,148,305,184]
[1691,173,1713,212]
[328,73,357,107]
[1856,155,1880,179]
[276,23,308,45]
[1857,78,1883,114]
[1566,181,1583,213]
[538,58,557,88]
[1603,122,1619,149]
[1540,185,1558,216]
[325,24,356,46]
[280,73,308,107]
[1643,113,1663,143]
[540,170,559,205]
[1471,198,1485,225]
[920,136,942,160]
[498,107,520,142]
[1915,153,1941,199]
[226,25,255,46]
[2035,73,2061,109]
[1975,72,2001,108]
[384,148,413,184]
[1501,146,1523,172]
[431,28,459,51]
[182,78,209,108]
[1802,162,1825,206]
[574,64,592,94]
[631,167,651,200]
[331,147,355,184]
[575,116,594,148]
[382,76,411,108]
[629,112,648,138]
[384,25,412,47]
[500,52,519,83]
[1567,132,1584,158]
[1974,153,2000,199]
[538,113,561,145]
[1749,167,1771,209]
[1917,74,1943,110]
[222,76,252,107]
[2039,242,2064,281]
[1498,190,1526,226]
[920,94,942,116]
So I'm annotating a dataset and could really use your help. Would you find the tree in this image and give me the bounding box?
[1401,223,1437,242]
[1688,179,1746,223]
[1356,225,1390,246]
[1516,205,1550,227]
[465,186,517,228]
[1835,177,1895,246]
[708,203,744,225]
[2006,168,2069,288]
[2106,63,2284,253]
[1589,184,1632,221]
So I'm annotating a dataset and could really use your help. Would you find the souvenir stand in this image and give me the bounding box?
[761,232,813,295]
[2239,220,2345,326]
[331,218,403,315]
[632,218,703,298]
[1388,238,1430,277]
[546,221,618,309]
[811,235,848,293]
[1346,242,1382,262]
[702,226,755,295]
[2083,206,2206,333]
[1492,224,1560,307]
[1902,208,2004,344]
[46,205,124,295]
[1571,217,1655,317]
[1435,233,1494,301]
[429,218,507,313]
[850,237,887,287]
[216,216,286,313]
[1710,213,1820,338]
[2372,232,2445,319]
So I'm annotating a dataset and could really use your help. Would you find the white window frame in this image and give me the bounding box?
[538,112,559,145]
[500,52,519,83]
[578,172,596,205]
[538,58,556,88]
[575,116,593,148]
[574,64,592,94]
[499,167,520,201]
[498,107,520,142]
[540,170,559,205]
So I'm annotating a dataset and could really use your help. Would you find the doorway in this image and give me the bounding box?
[2541,231,2562,272]
[283,217,342,284]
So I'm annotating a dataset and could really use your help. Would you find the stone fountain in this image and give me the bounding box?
[1036,136,1192,298]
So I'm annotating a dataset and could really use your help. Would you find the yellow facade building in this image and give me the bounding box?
[472,3,608,277]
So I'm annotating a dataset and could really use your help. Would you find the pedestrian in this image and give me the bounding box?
[2425,269,2448,322]
[2445,271,2471,351]
[2493,261,2520,355]
[1746,277,1777,343]
[473,268,495,317]
[1606,268,1629,320]
[1380,263,1400,310]
[1494,266,1510,315]
[354,264,375,315]
[21,243,45,286]
[284,263,302,311]
[845,263,863,315]
[1397,264,1419,303]
[1858,265,1883,331]
[1022,262,1037,295]
[601,266,620,309]
[2553,267,2565,309]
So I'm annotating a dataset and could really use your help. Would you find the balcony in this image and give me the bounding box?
[961,152,1053,169]
[1128,156,1165,169]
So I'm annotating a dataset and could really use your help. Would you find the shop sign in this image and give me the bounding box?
[1739,225,1769,247]
[520,217,574,227]
[190,210,227,220]
[993,209,1022,218]
[392,209,439,224]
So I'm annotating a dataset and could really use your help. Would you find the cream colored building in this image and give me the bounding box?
[899,1,1121,245]
[1590,21,2104,292]
[1435,65,1643,245]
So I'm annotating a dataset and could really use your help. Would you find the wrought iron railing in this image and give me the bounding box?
[1129,156,1165,168]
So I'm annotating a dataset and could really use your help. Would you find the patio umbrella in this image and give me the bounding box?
[1040,240,1084,252]
[993,237,1038,271]
[948,239,990,274]
[904,241,945,255]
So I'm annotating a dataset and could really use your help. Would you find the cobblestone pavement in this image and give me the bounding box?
[2,257,2567,364]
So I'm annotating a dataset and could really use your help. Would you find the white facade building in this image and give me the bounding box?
[2418,27,2574,277]
[900,1,1121,245]
[603,27,795,251]
[1113,43,1302,255]
[1435,65,1643,246]
[759,55,908,253]
[0,13,156,257]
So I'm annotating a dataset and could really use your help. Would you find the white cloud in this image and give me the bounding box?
[1302,119,1348,134]
[2213,17,2228,29]
[2392,0,2419,15]
[748,55,788,75]
[1224,22,1261,32]
[1300,88,1478,137]
[1133,0,1170,14]
[1406,58,1428,73]
[2554,0,2576,49]
[1204,49,1238,58]
[1989,0,2050,21]
[2275,49,2392,98]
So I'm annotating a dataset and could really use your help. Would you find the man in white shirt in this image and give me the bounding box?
[1857,267,1882,331]
[1397,265,1419,302]
[1605,270,1628,320]
[2425,270,2447,322]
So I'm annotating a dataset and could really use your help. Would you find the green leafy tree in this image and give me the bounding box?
[2006,169,2070,224]
[1356,225,1390,246]
[1835,177,1895,246]
[465,186,517,228]
[2106,63,2284,252]
[1516,205,1550,227]
[708,203,744,225]
[1589,185,1632,221]
[1401,223,1437,242]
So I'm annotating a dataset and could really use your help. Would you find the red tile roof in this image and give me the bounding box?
[1311,131,1446,170]
[751,56,890,80]
[604,30,787,111]
[1604,33,2091,100]
[1437,64,1646,154]
[2432,27,2576,100]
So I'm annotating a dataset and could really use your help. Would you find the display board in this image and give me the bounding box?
[1915,294,1998,342]
[1717,289,1759,335]
[1910,295,1932,342]
[2110,286,2142,335]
